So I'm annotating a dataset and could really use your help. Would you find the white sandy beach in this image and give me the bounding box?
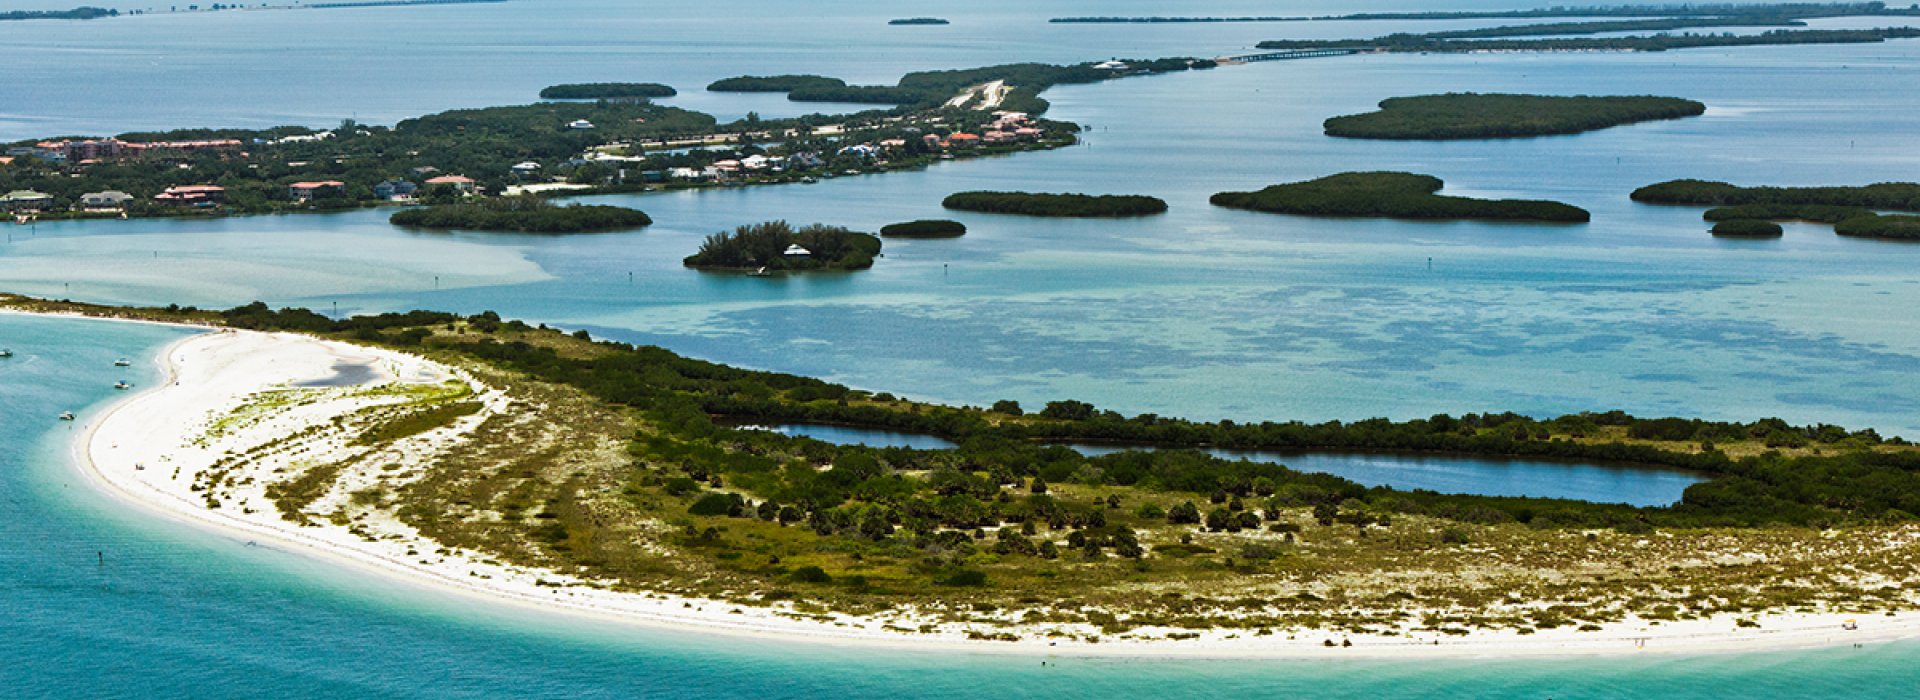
[61,319,1920,659]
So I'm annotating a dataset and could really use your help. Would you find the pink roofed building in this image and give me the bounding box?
[289,180,346,199]
[152,184,226,207]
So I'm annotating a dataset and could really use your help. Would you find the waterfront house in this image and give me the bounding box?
[289,180,346,200]
[782,244,812,257]
[0,190,55,213]
[152,184,226,207]
[511,161,542,177]
[946,132,980,146]
[1093,60,1129,70]
[423,175,476,192]
[667,167,705,181]
[1014,127,1044,139]
[373,179,418,200]
[80,190,135,210]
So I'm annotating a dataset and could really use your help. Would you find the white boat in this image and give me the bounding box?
[114,358,131,367]
[114,381,132,390]
[0,349,13,358]
[59,411,76,421]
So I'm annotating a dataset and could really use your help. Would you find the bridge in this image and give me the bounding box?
[1216,48,1373,63]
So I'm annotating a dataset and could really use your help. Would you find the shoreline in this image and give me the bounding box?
[26,311,1918,659]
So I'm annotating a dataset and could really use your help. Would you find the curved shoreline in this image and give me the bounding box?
[34,312,1920,659]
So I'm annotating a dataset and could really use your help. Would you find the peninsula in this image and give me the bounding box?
[1210,172,1591,223]
[20,293,1920,656]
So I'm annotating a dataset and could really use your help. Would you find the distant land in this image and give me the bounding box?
[888,17,949,25]
[1059,2,1920,24]
[0,0,504,21]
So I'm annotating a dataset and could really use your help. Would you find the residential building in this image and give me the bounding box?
[80,190,135,210]
[289,180,346,199]
[0,190,54,213]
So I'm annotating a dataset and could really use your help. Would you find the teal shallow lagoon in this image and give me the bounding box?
[753,422,1703,505]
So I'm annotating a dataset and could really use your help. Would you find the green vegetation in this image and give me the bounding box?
[706,75,849,92]
[1631,179,1920,209]
[684,220,882,271]
[1324,93,1706,140]
[389,198,653,233]
[879,219,967,237]
[1704,204,1872,223]
[1256,28,1920,53]
[888,17,950,25]
[539,82,677,100]
[1067,3,1920,23]
[1836,215,1920,240]
[1210,172,1591,223]
[353,400,483,446]
[1711,219,1784,237]
[1422,17,1804,39]
[19,291,1920,638]
[1634,179,1920,240]
[1,6,117,20]
[942,191,1167,217]
[708,59,1214,114]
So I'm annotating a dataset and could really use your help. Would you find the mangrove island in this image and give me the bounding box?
[1323,93,1706,140]
[388,197,653,233]
[1210,172,1591,223]
[879,219,968,237]
[684,220,882,272]
[942,191,1169,217]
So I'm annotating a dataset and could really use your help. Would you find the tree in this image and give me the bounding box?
[1168,501,1201,524]
[991,399,1024,415]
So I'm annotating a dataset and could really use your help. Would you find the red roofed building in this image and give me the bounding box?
[946,132,980,146]
[153,185,226,207]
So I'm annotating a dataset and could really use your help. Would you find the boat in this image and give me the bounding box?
[114,358,131,367]
[114,381,132,390]
[0,349,12,358]
[749,266,771,277]
[801,176,818,184]
[59,411,75,421]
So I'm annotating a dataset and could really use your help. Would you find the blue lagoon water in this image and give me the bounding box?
[5,0,1920,694]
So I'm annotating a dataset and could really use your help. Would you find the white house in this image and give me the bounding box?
[568,119,596,130]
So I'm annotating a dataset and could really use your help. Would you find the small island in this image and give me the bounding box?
[1635,179,1920,240]
[684,220,882,272]
[941,191,1168,217]
[1711,219,1784,237]
[888,17,950,25]
[879,219,967,237]
[706,75,848,93]
[389,198,652,233]
[1836,215,1920,240]
[1209,172,1591,223]
[1324,93,1705,140]
[539,82,678,100]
